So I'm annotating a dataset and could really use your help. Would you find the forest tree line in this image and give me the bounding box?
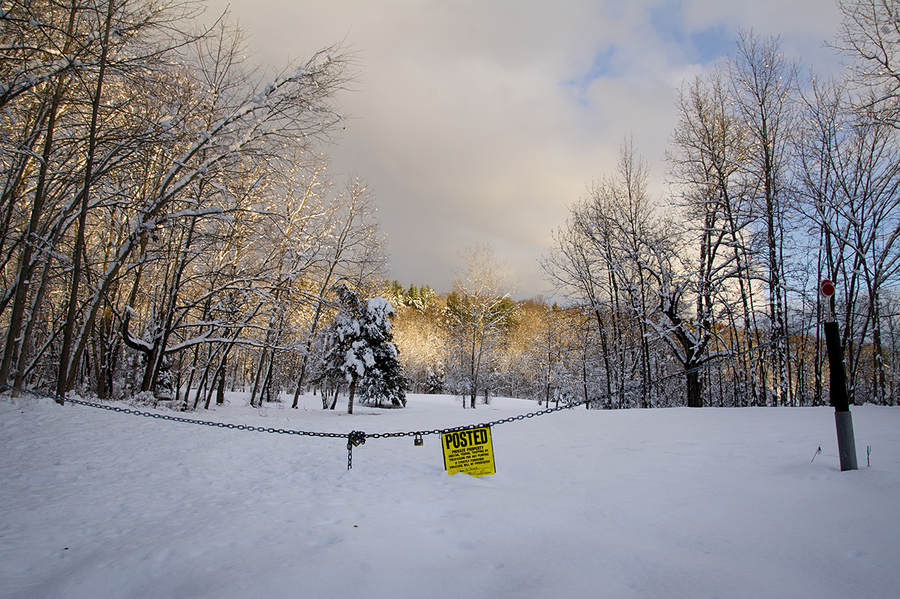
[1,0,898,409]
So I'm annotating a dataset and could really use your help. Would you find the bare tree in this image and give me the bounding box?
[447,243,514,408]
[836,0,900,128]
[668,71,761,406]
[290,178,388,408]
[544,140,662,407]
[730,30,800,406]
[797,75,900,404]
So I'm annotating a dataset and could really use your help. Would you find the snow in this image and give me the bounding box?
[1,392,898,599]
[366,297,394,331]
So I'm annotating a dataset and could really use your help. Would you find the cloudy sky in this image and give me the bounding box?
[204,0,846,298]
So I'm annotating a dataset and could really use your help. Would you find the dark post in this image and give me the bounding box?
[820,280,858,471]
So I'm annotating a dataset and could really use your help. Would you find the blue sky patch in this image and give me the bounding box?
[690,25,732,63]
[564,46,617,106]
[650,1,733,64]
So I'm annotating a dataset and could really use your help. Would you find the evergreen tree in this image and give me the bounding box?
[357,296,408,407]
[320,285,406,413]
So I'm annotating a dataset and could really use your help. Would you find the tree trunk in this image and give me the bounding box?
[686,366,703,408]
[250,348,267,407]
[216,355,227,405]
[347,379,357,414]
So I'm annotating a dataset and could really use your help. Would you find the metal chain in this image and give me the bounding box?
[0,384,347,439]
[0,337,787,469]
[0,383,570,440]
[367,403,574,440]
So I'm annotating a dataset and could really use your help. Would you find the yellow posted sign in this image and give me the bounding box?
[442,426,496,477]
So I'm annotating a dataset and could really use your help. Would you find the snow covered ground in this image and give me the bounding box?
[1,391,898,599]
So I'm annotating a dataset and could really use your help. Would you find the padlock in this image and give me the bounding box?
[414,433,424,446]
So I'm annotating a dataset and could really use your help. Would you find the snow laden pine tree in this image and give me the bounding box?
[320,285,407,413]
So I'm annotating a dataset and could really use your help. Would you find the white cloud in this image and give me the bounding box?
[204,0,846,297]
